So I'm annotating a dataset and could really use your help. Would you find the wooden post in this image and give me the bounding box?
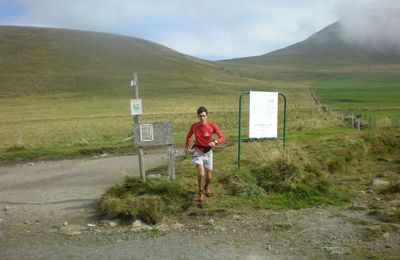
[132,73,146,181]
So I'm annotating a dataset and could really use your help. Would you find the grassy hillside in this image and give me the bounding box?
[1,25,399,162]
[2,26,325,160]
[225,22,400,66]
[220,21,400,125]
[0,26,233,98]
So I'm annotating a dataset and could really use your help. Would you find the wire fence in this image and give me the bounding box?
[309,87,400,130]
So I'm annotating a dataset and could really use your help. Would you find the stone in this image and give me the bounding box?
[350,203,368,211]
[174,223,184,231]
[155,223,171,232]
[60,225,86,236]
[372,179,390,187]
[383,232,390,239]
[131,220,152,232]
[100,219,119,227]
[63,222,68,226]
[108,221,118,228]
[213,226,226,232]
[324,247,351,255]
[208,218,215,225]
[3,206,10,211]
[232,214,243,221]
[147,174,161,179]
[368,225,383,237]
[388,199,400,207]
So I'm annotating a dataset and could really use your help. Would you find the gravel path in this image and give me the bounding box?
[1,154,399,259]
[0,153,167,219]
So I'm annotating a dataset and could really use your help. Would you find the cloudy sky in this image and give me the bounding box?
[0,0,399,60]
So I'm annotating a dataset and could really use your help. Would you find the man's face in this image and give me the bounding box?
[198,112,207,125]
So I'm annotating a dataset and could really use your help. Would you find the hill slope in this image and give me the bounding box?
[0,26,226,98]
[225,22,400,66]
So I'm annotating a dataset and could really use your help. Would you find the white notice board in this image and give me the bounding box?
[249,91,278,138]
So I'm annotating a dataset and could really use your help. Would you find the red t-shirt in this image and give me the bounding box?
[185,122,225,151]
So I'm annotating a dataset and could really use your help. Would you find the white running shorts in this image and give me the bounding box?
[192,150,213,170]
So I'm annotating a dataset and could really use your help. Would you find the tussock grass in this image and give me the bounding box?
[220,169,264,197]
[98,127,399,223]
[99,176,191,224]
[251,158,299,193]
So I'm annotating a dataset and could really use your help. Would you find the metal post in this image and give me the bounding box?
[237,91,249,169]
[278,93,287,149]
[132,73,146,181]
[168,145,175,180]
[351,113,354,128]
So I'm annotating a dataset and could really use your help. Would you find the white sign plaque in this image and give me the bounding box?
[140,124,154,142]
[249,91,278,138]
[130,99,142,115]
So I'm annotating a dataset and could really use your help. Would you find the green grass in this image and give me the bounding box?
[313,74,400,121]
[99,127,400,223]
[2,27,400,223]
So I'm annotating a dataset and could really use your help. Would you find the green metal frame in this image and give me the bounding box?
[237,91,287,169]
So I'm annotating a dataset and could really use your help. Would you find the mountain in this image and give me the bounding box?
[0,26,223,97]
[224,22,400,66]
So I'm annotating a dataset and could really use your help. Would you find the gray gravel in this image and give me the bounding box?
[1,153,400,259]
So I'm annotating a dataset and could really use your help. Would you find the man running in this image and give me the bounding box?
[184,106,225,202]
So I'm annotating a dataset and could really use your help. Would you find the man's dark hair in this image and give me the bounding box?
[197,106,208,115]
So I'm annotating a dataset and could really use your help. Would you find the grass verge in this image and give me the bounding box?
[97,126,400,224]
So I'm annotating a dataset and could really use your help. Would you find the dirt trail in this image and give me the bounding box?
[1,154,399,259]
[0,153,167,220]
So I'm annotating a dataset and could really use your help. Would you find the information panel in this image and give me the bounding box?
[249,91,278,138]
[134,122,174,147]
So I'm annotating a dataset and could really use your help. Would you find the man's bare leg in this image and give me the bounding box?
[196,165,205,201]
[204,170,212,196]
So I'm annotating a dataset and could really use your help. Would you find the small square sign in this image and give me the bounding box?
[130,99,142,115]
[134,122,174,147]
[140,124,154,142]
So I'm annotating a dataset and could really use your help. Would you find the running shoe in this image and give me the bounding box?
[197,193,204,202]
[204,187,212,197]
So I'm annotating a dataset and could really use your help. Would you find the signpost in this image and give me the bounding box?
[130,73,145,181]
[237,91,287,169]
[134,122,175,180]
[130,73,176,181]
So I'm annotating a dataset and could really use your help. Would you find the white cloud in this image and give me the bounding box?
[338,0,400,53]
